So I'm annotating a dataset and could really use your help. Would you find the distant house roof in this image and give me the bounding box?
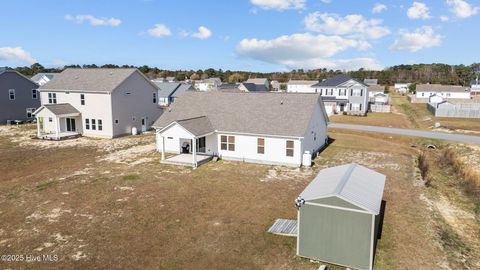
[313,74,368,87]
[299,163,386,215]
[172,84,194,98]
[165,76,177,81]
[39,68,146,93]
[363,79,378,86]
[30,73,59,83]
[368,85,384,93]
[245,78,268,84]
[471,79,479,86]
[416,84,470,93]
[240,82,268,92]
[288,80,318,85]
[35,103,80,116]
[175,116,215,136]
[217,83,239,89]
[200,78,221,84]
[154,92,328,138]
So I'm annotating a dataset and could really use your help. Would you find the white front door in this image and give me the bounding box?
[141,117,147,132]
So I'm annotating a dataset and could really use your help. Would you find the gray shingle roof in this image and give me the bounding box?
[313,74,368,87]
[172,84,193,98]
[363,79,378,86]
[240,82,268,92]
[154,91,327,137]
[368,85,384,93]
[299,163,386,214]
[416,84,470,93]
[154,82,181,98]
[176,116,215,136]
[39,68,140,93]
[245,78,268,84]
[41,103,80,116]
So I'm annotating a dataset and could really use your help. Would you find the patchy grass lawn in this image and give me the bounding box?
[0,125,479,269]
[329,112,410,129]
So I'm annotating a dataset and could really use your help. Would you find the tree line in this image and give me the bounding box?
[11,62,480,86]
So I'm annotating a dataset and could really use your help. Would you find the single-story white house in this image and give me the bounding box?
[394,83,411,94]
[153,92,329,167]
[415,84,471,100]
[287,80,319,93]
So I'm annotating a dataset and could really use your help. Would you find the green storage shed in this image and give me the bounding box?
[296,163,386,270]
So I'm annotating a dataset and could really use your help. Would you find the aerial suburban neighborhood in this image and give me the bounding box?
[1,1,480,270]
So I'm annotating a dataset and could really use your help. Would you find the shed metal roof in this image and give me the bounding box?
[299,163,386,215]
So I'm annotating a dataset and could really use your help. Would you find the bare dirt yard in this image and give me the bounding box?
[1,124,479,269]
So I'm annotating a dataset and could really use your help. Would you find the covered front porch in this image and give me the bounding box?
[33,104,82,140]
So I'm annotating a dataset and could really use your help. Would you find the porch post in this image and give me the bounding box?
[36,117,41,138]
[161,135,165,160]
[192,137,197,168]
[55,117,60,139]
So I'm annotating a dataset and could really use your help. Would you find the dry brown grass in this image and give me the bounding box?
[329,112,410,128]
[1,125,478,269]
[441,148,480,198]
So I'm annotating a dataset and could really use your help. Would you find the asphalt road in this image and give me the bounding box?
[328,123,480,144]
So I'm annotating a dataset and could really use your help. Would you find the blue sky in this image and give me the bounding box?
[0,0,479,71]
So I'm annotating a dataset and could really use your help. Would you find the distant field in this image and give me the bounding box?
[0,125,478,269]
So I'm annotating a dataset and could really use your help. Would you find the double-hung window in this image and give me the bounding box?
[153,93,157,103]
[32,89,38,99]
[85,119,90,130]
[286,140,294,157]
[257,138,265,154]
[80,94,85,105]
[98,119,103,131]
[8,89,15,100]
[91,119,96,130]
[220,135,235,151]
[48,93,57,104]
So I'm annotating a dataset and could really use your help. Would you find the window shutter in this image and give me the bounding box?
[350,89,353,96]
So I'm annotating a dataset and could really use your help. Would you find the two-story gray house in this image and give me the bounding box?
[33,68,163,139]
[0,67,40,124]
[312,74,369,115]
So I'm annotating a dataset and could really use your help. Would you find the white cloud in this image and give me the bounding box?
[64,14,121,26]
[407,2,432,19]
[440,15,450,21]
[372,3,387,14]
[236,33,382,70]
[250,0,305,10]
[446,0,479,18]
[147,24,172,37]
[0,47,36,64]
[304,12,390,40]
[191,26,212,39]
[390,26,442,52]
